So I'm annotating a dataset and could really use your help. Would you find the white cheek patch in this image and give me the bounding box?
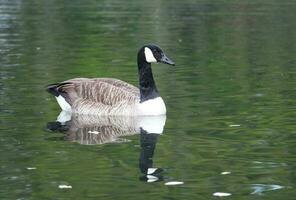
[144,47,157,63]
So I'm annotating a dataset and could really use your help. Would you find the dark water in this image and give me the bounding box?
[0,0,295,199]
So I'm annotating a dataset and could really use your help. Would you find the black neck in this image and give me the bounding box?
[137,51,159,103]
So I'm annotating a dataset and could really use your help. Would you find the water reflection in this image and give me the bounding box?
[138,131,163,183]
[47,111,166,182]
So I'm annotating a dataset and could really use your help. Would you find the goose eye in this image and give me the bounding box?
[153,50,161,59]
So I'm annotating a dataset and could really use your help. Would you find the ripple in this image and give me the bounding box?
[251,161,287,169]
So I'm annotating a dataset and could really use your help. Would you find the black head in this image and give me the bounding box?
[140,44,175,66]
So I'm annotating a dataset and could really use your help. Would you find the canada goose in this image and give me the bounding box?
[46,44,175,116]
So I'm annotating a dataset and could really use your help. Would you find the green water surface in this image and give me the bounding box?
[0,0,295,199]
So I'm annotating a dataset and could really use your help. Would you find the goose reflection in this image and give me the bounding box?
[47,111,166,182]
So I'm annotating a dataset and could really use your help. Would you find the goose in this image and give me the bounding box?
[46,44,175,116]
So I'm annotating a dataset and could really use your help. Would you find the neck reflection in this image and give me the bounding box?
[139,128,163,183]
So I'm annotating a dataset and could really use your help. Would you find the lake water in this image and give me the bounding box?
[0,0,295,199]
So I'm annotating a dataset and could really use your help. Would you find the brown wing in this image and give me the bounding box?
[56,78,140,106]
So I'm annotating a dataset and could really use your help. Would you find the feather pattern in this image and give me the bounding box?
[55,78,141,115]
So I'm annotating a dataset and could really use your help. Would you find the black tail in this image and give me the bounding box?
[47,121,70,132]
[46,83,60,97]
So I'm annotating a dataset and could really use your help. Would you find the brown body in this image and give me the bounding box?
[48,78,141,115]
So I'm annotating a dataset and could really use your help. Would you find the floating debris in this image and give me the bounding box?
[251,184,284,195]
[229,124,240,127]
[58,185,72,189]
[88,130,100,134]
[165,181,184,186]
[221,171,231,175]
[26,167,37,170]
[213,192,232,197]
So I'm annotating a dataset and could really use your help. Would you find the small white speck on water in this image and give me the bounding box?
[10,176,18,180]
[229,124,240,127]
[254,93,264,97]
[88,130,99,134]
[213,192,232,197]
[165,181,184,186]
[58,185,72,189]
[26,167,37,170]
[221,171,231,175]
[36,47,41,50]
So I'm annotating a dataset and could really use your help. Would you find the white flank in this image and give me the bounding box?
[58,185,72,189]
[165,181,184,186]
[144,47,157,63]
[56,95,72,112]
[213,192,232,197]
[137,97,166,116]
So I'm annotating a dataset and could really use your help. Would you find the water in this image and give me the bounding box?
[0,0,295,199]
